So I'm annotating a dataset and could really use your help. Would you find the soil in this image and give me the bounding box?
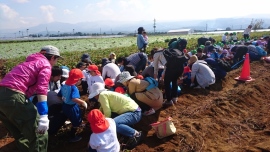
[1,60,270,152]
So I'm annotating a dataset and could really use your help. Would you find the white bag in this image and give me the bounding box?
[150,117,176,139]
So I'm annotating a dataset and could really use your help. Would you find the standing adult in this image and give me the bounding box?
[243,25,252,40]
[137,27,148,52]
[0,45,61,152]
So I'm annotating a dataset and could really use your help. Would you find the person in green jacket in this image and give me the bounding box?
[168,38,187,52]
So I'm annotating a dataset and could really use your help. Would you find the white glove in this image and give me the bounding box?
[81,102,88,109]
[37,115,49,134]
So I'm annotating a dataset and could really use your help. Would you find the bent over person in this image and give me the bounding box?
[0,45,62,152]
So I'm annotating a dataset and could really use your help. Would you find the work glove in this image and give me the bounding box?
[81,102,88,109]
[36,101,49,134]
[190,83,195,87]
[37,115,49,134]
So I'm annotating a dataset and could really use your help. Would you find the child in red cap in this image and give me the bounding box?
[181,66,192,86]
[87,109,120,152]
[57,68,87,142]
[87,65,104,99]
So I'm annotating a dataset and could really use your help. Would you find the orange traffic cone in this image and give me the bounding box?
[235,53,254,81]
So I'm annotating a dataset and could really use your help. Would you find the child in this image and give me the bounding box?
[222,32,228,44]
[232,32,238,42]
[87,65,104,99]
[61,68,69,85]
[87,109,120,152]
[57,68,88,142]
[76,62,88,95]
[104,78,115,91]
[142,31,148,51]
[181,66,191,86]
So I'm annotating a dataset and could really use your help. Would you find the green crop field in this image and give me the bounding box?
[0,31,269,74]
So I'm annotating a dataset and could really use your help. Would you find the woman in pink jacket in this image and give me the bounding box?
[0,45,61,152]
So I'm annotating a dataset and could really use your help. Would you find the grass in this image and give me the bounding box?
[0,31,269,74]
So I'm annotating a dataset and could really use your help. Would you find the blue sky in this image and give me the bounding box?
[1,0,270,29]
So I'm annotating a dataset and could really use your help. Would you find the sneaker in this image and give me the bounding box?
[194,85,202,89]
[162,100,173,107]
[143,108,155,116]
[69,136,82,142]
[172,98,178,104]
[125,131,142,150]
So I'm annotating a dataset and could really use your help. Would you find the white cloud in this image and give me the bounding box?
[96,0,111,8]
[13,0,29,3]
[0,4,18,20]
[40,5,55,23]
[63,9,73,15]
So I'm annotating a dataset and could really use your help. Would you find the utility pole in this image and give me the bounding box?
[26,29,29,39]
[153,18,156,34]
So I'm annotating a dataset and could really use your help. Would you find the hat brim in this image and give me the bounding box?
[117,75,134,84]
[89,89,107,99]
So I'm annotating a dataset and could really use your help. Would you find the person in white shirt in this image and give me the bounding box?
[221,32,228,44]
[87,109,120,152]
[243,25,252,40]
[101,59,121,82]
[87,65,104,99]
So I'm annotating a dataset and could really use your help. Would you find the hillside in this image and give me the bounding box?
[0,60,270,152]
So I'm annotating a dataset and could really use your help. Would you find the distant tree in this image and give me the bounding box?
[250,19,264,31]
[226,27,231,31]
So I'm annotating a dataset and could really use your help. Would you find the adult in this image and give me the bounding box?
[81,53,92,65]
[232,45,248,66]
[46,66,68,135]
[168,38,187,53]
[0,45,61,152]
[89,82,142,149]
[196,47,209,60]
[118,71,163,115]
[204,58,227,80]
[189,55,215,89]
[117,52,148,73]
[137,27,148,52]
[108,52,116,64]
[263,36,270,54]
[101,58,121,82]
[243,25,252,40]
[161,49,190,106]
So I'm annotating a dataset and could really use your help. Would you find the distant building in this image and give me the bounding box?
[215,28,224,31]
[167,29,194,35]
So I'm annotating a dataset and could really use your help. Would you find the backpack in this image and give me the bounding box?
[144,77,158,91]
[163,49,188,69]
[216,59,232,72]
